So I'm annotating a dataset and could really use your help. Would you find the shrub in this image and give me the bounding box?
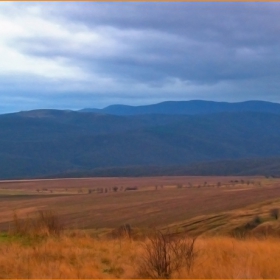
[138,230,197,278]
[231,216,262,239]
[36,210,63,236]
[111,224,132,239]
[270,208,279,220]
[245,216,262,230]
[10,210,63,237]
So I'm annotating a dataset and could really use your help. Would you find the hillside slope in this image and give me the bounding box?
[1,110,280,179]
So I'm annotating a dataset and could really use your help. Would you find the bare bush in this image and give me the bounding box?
[178,236,197,274]
[111,224,132,239]
[138,230,197,278]
[36,210,63,236]
[10,210,63,237]
[11,211,28,236]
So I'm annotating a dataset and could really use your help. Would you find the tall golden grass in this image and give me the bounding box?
[1,232,280,278]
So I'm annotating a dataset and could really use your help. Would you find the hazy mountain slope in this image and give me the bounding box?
[46,157,280,178]
[1,110,280,179]
[80,100,280,115]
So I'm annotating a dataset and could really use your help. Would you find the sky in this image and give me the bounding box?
[1,2,280,113]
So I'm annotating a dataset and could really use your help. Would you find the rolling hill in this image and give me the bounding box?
[1,103,280,179]
[80,100,280,115]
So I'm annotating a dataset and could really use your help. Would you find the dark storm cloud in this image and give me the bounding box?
[15,3,280,83]
[1,2,280,112]
[47,2,280,50]
[50,3,279,42]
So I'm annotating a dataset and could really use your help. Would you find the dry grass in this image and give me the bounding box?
[163,197,280,238]
[1,176,280,278]
[0,232,137,279]
[1,232,280,278]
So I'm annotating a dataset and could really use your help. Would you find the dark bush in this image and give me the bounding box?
[111,224,132,239]
[138,230,197,278]
[270,208,279,220]
[11,210,63,237]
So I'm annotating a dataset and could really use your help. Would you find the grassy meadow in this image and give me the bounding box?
[1,233,280,278]
[1,176,280,278]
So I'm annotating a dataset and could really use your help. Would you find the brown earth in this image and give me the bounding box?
[0,176,279,231]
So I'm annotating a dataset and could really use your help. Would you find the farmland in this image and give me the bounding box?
[0,175,279,233]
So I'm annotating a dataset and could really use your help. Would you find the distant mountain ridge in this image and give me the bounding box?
[80,100,280,115]
[1,106,280,179]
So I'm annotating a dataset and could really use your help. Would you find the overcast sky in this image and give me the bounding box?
[1,2,280,113]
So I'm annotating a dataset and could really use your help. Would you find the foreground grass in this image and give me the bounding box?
[1,232,280,278]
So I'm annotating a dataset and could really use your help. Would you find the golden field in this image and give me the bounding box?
[1,176,280,278]
[1,233,280,278]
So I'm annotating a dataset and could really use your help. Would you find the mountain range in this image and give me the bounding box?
[80,100,280,115]
[1,100,280,179]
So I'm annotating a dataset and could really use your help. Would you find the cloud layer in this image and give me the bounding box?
[1,2,280,112]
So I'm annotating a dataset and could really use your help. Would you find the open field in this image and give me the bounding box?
[0,175,264,191]
[0,176,280,234]
[1,176,280,278]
